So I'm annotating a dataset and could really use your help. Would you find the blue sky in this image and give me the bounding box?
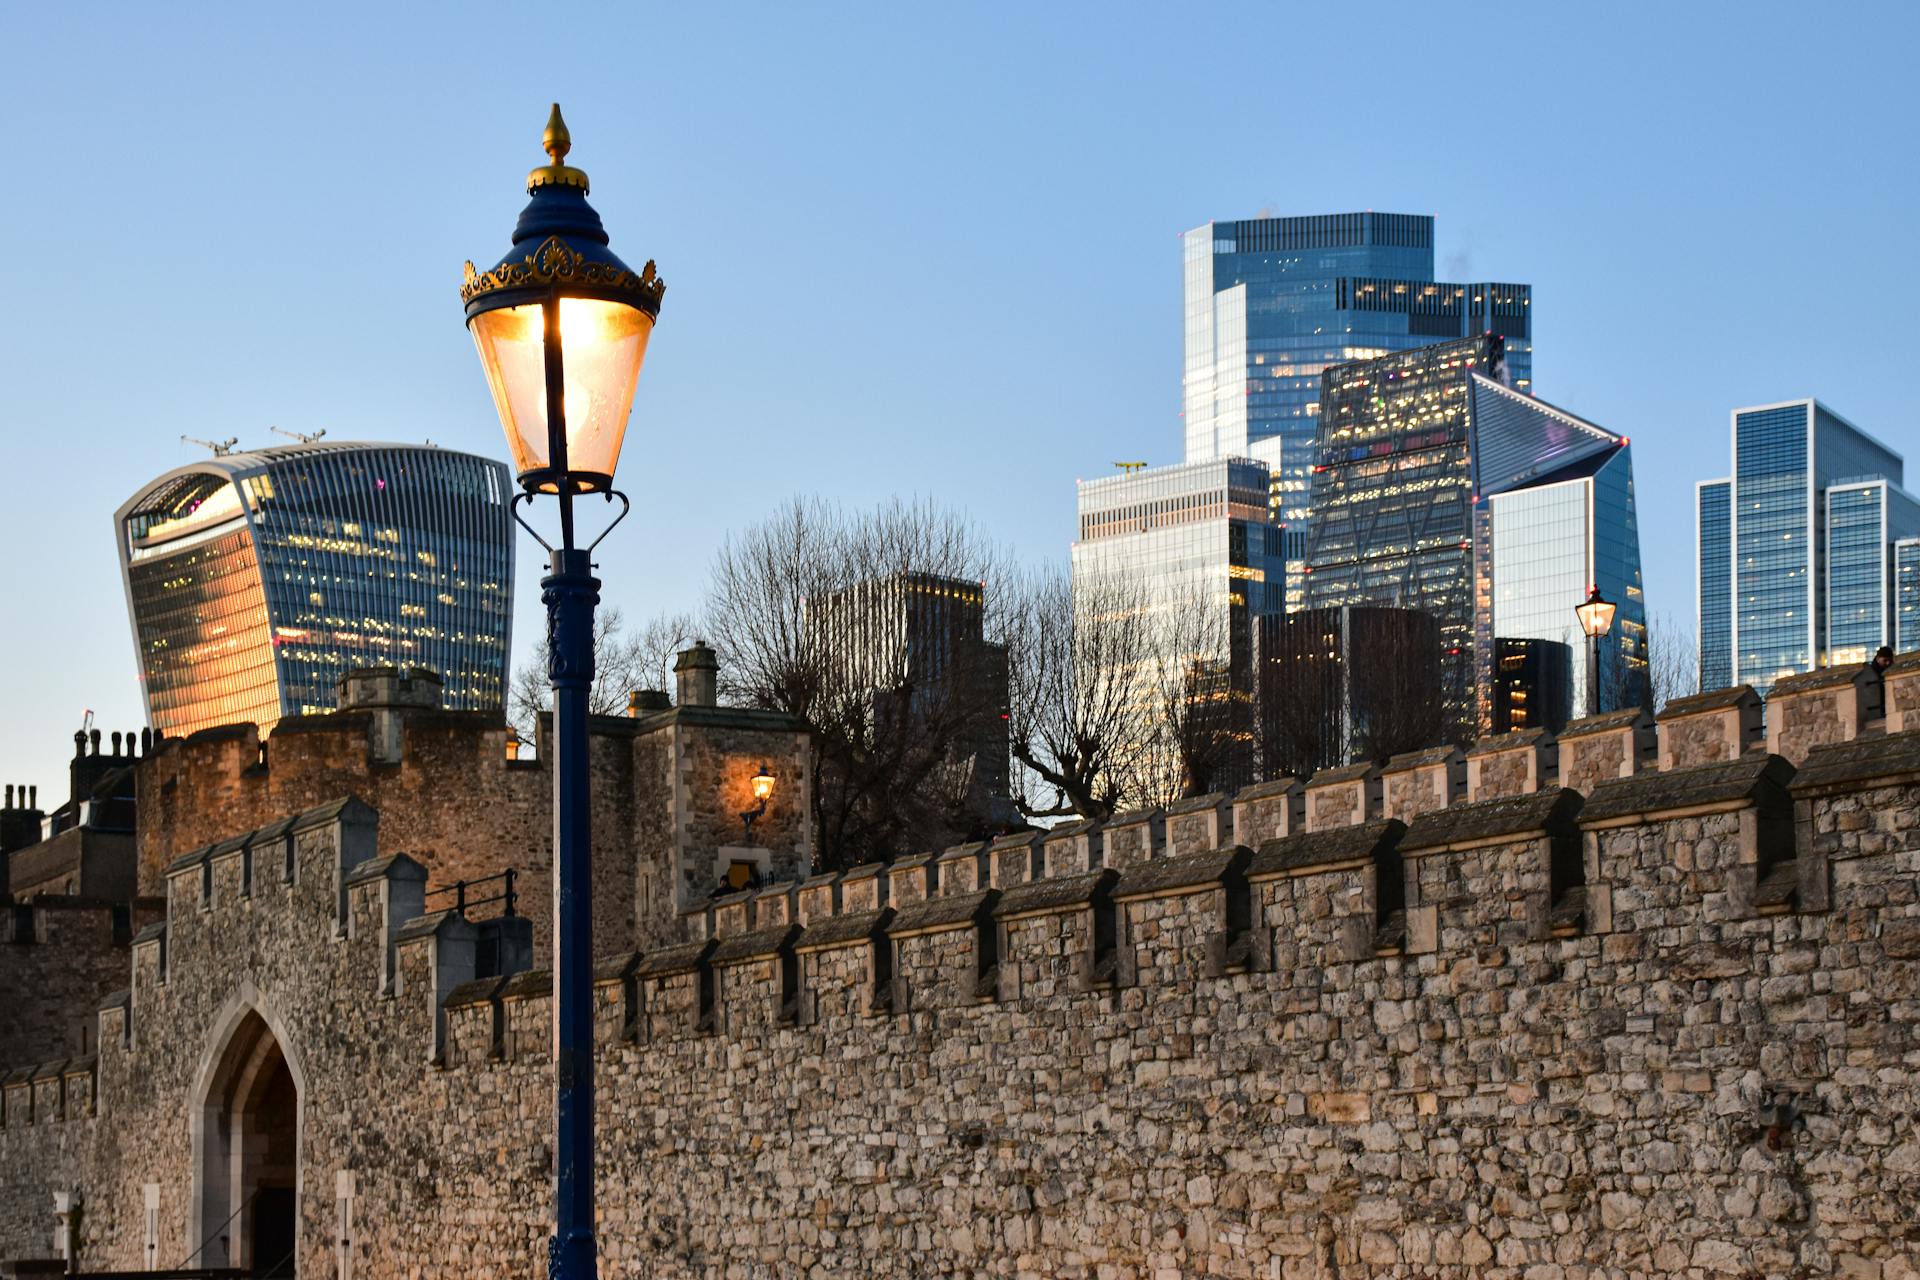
[2,3,1915,796]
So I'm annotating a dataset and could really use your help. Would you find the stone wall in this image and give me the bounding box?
[0,899,154,1064]
[2,687,1918,1277]
[134,700,810,966]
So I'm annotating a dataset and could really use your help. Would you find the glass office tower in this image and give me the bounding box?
[1825,480,1920,664]
[1898,538,1920,654]
[1706,399,1912,696]
[802,572,1011,808]
[1072,458,1286,790]
[1307,335,1646,737]
[1182,213,1532,522]
[1696,479,1733,692]
[1306,335,1495,731]
[117,441,514,738]
[1074,458,1287,620]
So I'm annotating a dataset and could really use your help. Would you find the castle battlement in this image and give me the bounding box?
[0,665,1915,1276]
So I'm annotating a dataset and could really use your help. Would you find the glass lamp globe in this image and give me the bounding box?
[751,765,776,803]
[463,105,663,495]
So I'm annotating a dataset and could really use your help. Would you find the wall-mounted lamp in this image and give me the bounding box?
[740,763,776,844]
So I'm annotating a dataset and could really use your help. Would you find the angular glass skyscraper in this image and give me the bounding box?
[117,441,514,738]
[1696,399,1917,697]
[1307,335,1646,737]
[1182,213,1533,523]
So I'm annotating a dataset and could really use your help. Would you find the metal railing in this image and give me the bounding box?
[425,867,518,918]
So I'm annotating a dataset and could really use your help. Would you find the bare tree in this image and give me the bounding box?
[1144,593,1243,802]
[1002,569,1158,821]
[1347,610,1446,762]
[1258,607,1445,777]
[509,606,701,743]
[705,497,1013,868]
[1642,612,1699,711]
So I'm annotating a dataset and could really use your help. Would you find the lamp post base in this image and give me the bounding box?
[549,1230,596,1280]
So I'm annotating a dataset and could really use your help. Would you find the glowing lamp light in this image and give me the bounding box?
[1575,586,1617,640]
[467,295,653,493]
[750,764,776,803]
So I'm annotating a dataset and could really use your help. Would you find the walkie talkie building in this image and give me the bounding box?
[115,442,514,739]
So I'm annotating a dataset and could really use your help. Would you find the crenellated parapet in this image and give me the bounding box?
[545,670,1914,1058]
[5,671,1919,1277]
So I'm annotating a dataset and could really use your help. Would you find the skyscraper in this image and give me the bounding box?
[1897,539,1920,654]
[1696,479,1733,692]
[117,441,514,738]
[1072,457,1288,790]
[802,571,1011,811]
[1306,335,1647,736]
[1182,213,1533,524]
[1696,400,1918,697]
[1073,457,1288,627]
[1827,480,1920,666]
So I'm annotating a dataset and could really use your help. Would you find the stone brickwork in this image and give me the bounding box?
[0,900,157,1065]
[4,687,1920,1277]
[133,678,809,963]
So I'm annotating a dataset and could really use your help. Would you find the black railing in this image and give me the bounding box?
[426,867,518,918]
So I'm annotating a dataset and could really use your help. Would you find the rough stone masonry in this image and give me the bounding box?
[1,660,1919,1277]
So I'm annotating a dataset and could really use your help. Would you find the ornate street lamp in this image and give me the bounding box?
[1575,585,1617,719]
[463,104,663,1280]
[740,762,776,844]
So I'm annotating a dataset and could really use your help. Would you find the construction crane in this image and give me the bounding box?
[271,426,327,444]
[181,435,239,456]
[1114,461,1149,474]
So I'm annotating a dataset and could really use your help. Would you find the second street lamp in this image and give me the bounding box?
[1574,585,1617,720]
[463,104,663,1280]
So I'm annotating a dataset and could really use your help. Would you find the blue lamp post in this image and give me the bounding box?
[463,105,663,1280]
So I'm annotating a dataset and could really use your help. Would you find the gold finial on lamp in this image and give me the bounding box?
[528,103,590,193]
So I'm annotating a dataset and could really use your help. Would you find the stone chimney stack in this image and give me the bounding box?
[627,689,672,717]
[0,781,45,859]
[674,643,719,708]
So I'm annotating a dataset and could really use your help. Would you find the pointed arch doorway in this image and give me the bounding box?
[192,997,303,1277]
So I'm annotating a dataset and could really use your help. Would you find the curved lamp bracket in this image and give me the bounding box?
[509,488,632,557]
[586,490,631,553]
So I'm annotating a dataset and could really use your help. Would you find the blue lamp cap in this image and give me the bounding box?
[460,106,664,319]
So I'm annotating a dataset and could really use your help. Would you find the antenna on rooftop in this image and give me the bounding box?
[271,426,327,444]
[1114,461,1149,474]
[182,435,239,456]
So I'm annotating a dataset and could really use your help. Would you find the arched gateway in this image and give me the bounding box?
[190,992,304,1277]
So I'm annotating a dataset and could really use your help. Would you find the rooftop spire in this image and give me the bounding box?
[527,103,589,193]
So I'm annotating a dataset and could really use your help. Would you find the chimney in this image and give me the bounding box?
[674,643,719,708]
[1,783,43,857]
[627,689,671,717]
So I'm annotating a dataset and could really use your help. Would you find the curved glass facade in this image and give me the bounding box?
[118,442,514,738]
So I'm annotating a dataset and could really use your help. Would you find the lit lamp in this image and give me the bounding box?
[463,105,663,1280]
[1575,585,1617,719]
[740,763,776,844]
